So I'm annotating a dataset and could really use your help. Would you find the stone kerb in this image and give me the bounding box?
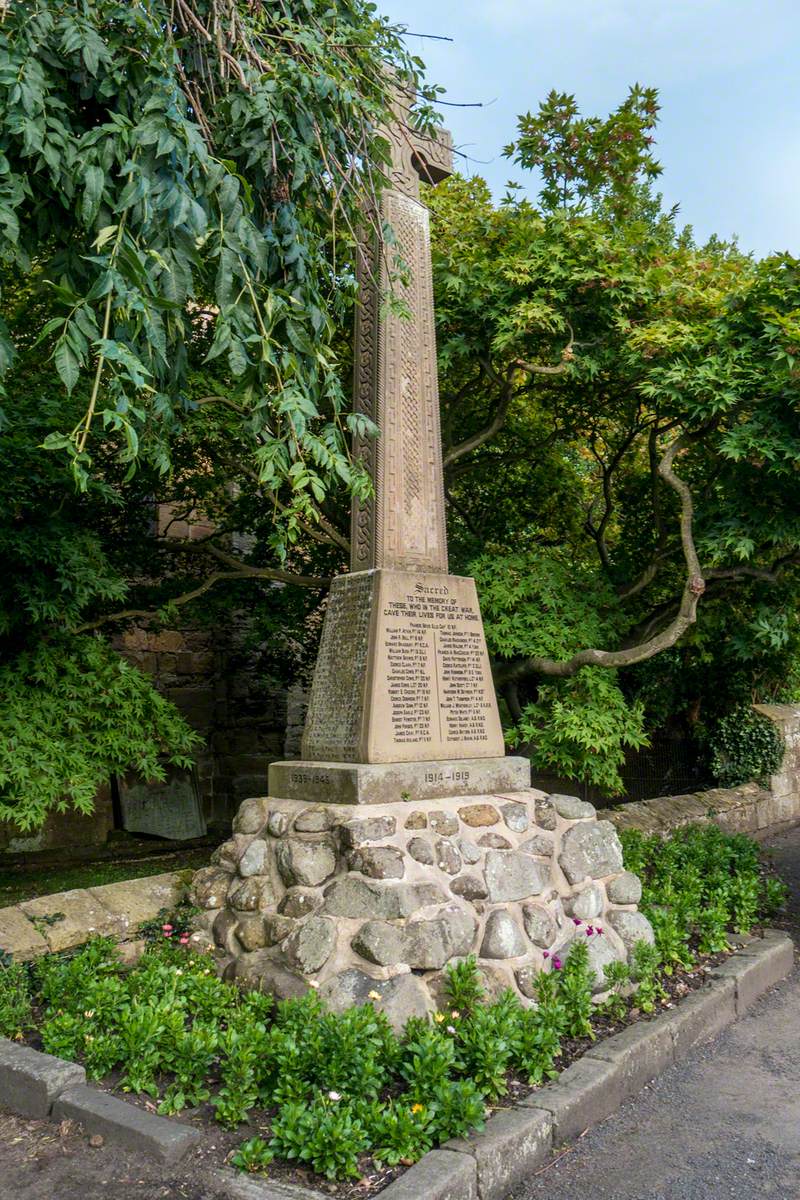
[192,790,652,1020]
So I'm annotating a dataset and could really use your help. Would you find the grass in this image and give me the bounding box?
[0,846,215,907]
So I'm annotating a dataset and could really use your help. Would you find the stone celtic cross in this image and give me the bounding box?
[350,87,454,574]
[271,83,516,788]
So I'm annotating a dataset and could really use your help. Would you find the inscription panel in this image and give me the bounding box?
[302,573,375,762]
[366,571,504,762]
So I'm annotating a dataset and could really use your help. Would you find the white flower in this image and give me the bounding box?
[368,989,382,1001]
[328,1091,342,1102]
[308,979,320,989]
[446,1025,456,1035]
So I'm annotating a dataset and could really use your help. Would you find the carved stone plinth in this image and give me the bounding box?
[301,569,505,766]
[268,756,531,806]
[192,789,653,1026]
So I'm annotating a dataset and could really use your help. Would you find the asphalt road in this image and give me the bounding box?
[511,821,800,1200]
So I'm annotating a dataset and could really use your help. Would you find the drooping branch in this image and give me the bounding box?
[496,431,706,683]
[443,359,514,467]
[75,555,330,634]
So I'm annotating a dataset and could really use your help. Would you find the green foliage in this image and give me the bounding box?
[0,0,421,505]
[443,954,485,1014]
[0,635,199,827]
[473,551,648,793]
[708,706,785,788]
[269,1096,370,1180]
[229,1136,274,1176]
[599,960,631,1022]
[14,823,787,1184]
[512,670,649,796]
[621,823,782,965]
[0,961,32,1038]
[630,941,667,1014]
[507,85,662,217]
[557,940,595,1038]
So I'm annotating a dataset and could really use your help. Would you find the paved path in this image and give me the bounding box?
[512,821,800,1200]
[1,824,798,1200]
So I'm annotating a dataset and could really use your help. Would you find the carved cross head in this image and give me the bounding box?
[383,80,453,201]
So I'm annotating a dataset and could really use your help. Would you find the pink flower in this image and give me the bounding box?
[542,950,550,959]
[586,926,595,936]
[572,918,582,927]
[162,924,173,932]
[163,930,173,938]
[595,926,603,935]
[179,935,189,945]
[553,957,563,970]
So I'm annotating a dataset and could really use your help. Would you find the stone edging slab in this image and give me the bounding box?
[0,930,793,1197]
[598,782,799,839]
[0,871,185,959]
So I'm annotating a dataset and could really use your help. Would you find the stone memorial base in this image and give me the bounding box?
[268,756,531,806]
[191,788,653,1027]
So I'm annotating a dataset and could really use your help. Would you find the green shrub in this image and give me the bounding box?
[0,962,32,1039]
[709,706,784,788]
[10,823,786,1185]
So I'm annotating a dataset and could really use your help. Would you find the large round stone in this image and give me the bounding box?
[405,908,477,969]
[277,838,337,887]
[233,797,271,835]
[607,909,655,955]
[429,811,459,836]
[458,838,481,865]
[322,878,445,920]
[501,802,530,833]
[450,874,488,901]
[191,866,232,910]
[521,903,557,948]
[278,889,321,918]
[340,816,396,849]
[435,839,462,875]
[549,794,596,820]
[238,838,268,878]
[408,837,435,865]
[520,833,554,857]
[350,846,405,880]
[351,921,407,967]
[534,797,557,831]
[559,820,623,885]
[484,850,548,902]
[607,871,643,905]
[294,807,334,833]
[236,914,267,952]
[282,916,336,974]
[458,804,500,828]
[227,876,277,913]
[235,951,309,999]
[564,884,604,921]
[480,910,527,959]
[320,969,433,1031]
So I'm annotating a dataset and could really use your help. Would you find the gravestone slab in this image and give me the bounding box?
[118,768,206,840]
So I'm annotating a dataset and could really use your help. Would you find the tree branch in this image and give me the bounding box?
[496,432,706,683]
[443,359,514,468]
[75,564,330,633]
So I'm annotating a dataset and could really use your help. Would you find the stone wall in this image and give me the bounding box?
[190,789,652,1028]
[598,704,800,838]
[114,617,288,830]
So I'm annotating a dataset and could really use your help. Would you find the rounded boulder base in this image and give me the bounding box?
[196,788,647,1012]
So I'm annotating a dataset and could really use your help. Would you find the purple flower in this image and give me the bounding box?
[572,918,582,926]
[553,957,563,970]
[542,950,550,959]
[586,926,594,936]
[595,926,604,936]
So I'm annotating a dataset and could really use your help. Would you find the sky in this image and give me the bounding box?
[377,0,800,258]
